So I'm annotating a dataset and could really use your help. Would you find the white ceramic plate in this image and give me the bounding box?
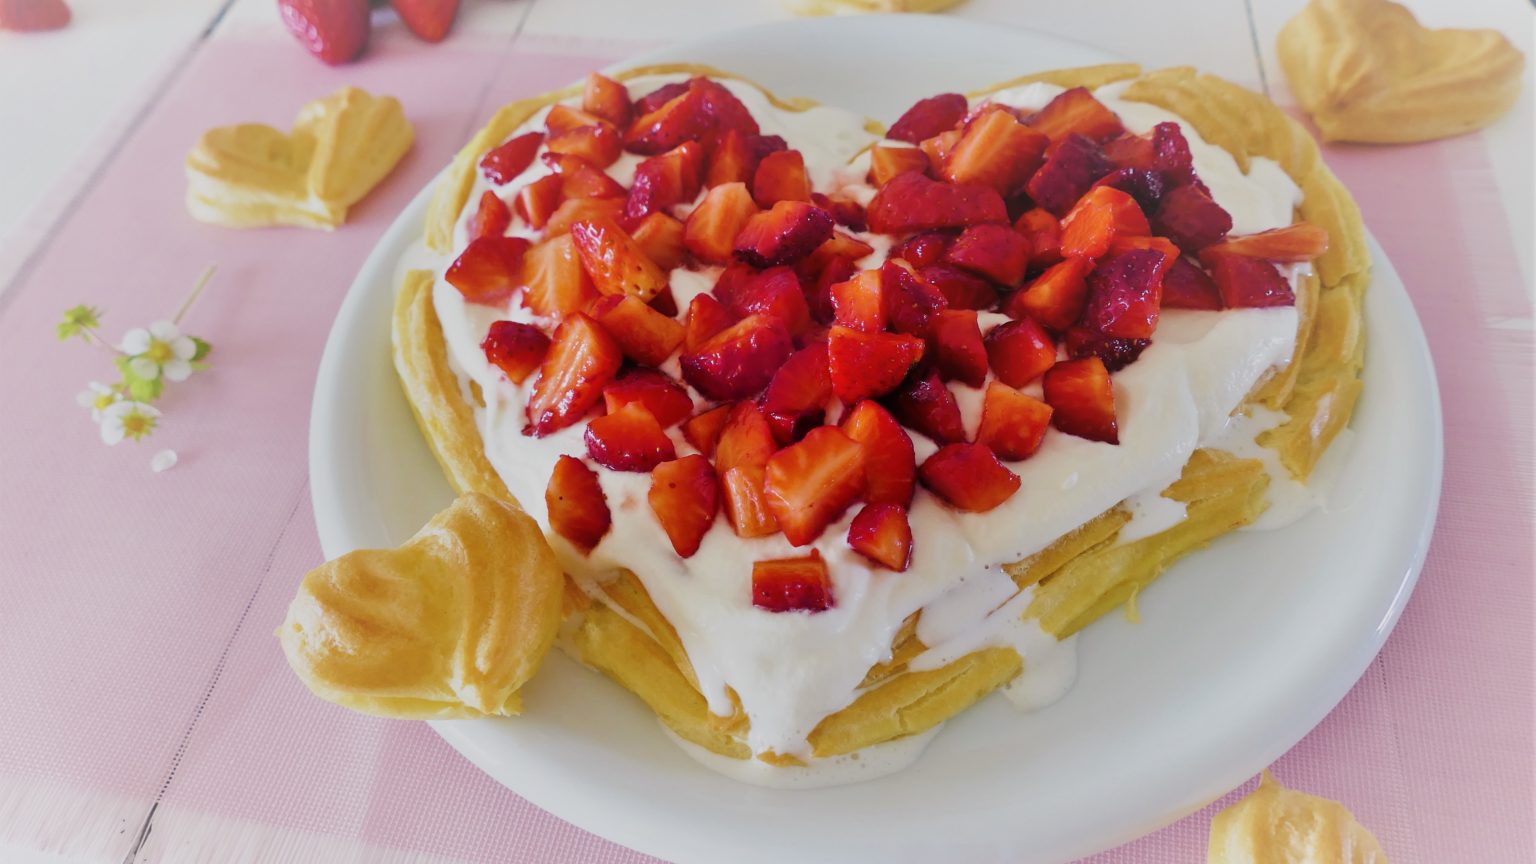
[309,15,1442,864]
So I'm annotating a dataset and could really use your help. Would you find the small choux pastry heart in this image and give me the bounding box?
[1278,0,1525,144]
[1208,771,1388,863]
[278,493,563,719]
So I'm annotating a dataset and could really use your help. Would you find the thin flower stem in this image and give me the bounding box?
[79,325,120,355]
[172,266,216,326]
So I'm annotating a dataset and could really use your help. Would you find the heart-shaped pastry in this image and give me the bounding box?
[1278,0,1525,144]
[186,86,413,230]
[1208,771,1388,863]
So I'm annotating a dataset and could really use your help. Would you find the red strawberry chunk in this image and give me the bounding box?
[976,381,1053,460]
[840,400,916,506]
[522,234,597,317]
[761,342,832,444]
[467,190,512,241]
[693,78,761,137]
[752,551,833,613]
[603,369,693,428]
[680,314,794,401]
[705,129,755,187]
[682,404,732,455]
[869,145,932,187]
[799,230,876,283]
[515,174,564,230]
[624,86,711,155]
[1091,166,1166,212]
[481,321,550,384]
[752,150,813,207]
[1204,223,1330,262]
[446,236,531,305]
[809,194,869,233]
[585,402,676,472]
[630,212,687,271]
[808,256,857,326]
[847,504,913,571]
[888,369,966,444]
[624,141,704,223]
[866,171,1008,234]
[545,197,625,237]
[723,465,780,536]
[891,231,952,269]
[941,109,1049,197]
[831,269,887,332]
[479,131,544,184]
[1063,327,1149,372]
[1043,357,1118,443]
[985,317,1057,387]
[583,73,633,128]
[1151,121,1195,183]
[887,92,968,143]
[1151,182,1233,252]
[545,104,610,136]
[1025,87,1125,143]
[1004,257,1091,331]
[633,81,690,117]
[1103,131,1156,171]
[543,153,627,200]
[1160,255,1223,310]
[684,181,759,264]
[716,404,781,537]
[931,309,989,388]
[714,265,811,334]
[1080,247,1169,339]
[683,293,737,352]
[764,427,867,546]
[827,326,925,403]
[919,443,1021,512]
[1014,208,1062,268]
[1060,185,1151,260]
[944,223,1032,286]
[590,294,684,366]
[919,129,962,174]
[547,455,611,552]
[1204,253,1296,308]
[882,260,949,337]
[1025,134,1113,216]
[526,313,623,436]
[569,217,668,300]
[919,264,999,311]
[547,122,623,169]
[648,455,718,558]
[733,201,835,268]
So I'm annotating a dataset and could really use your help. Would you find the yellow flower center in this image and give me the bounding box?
[145,339,174,363]
[121,411,156,440]
[93,393,115,411]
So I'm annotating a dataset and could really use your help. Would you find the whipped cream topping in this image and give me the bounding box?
[422,74,1308,771]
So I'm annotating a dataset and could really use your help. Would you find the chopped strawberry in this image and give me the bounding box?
[682,404,732,455]
[683,293,737,351]
[585,401,675,471]
[521,234,597,317]
[887,92,968,143]
[703,128,752,187]
[869,145,932,187]
[629,212,687,270]
[810,193,869,233]
[1109,235,1181,279]
[546,455,610,552]
[467,190,512,241]
[808,256,858,325]
[1151,121,1195,183]
[890,232,952,269]
[547,121,622,169]
[713,265,810,334]
[680,314,794,401]
[583,72,633,128]
[733,201,835,268]
[827,326,925,403]
[761,342,832,444]
[764,426,867,546]
[882,260,949,337]
[716,402,776,472]
[514,174,563,230]
[1103,131,1156,172]
[624,141,704,223]
[931,309,989,387]
[918,264,998,311]
[1025,87,1124,143]
[480,320,550,383]
[684,181,759,264]
[391,0,457,42]
[526,313,623,436]
[1043,356,1118,443]
[480,131,544,184]
[1014,208,1062,268]
[799,230,875,282]
[648,455,718,558]
[544,197,624,237]
[847,504,913,571]
[918,129,961,174]
[919,443,1021,511]
[1063,326,1149,371]
[831,269,886,332]
[633,80,690,117]
[1152,182,1232,252]
[1025,134,1113,216]
[752,551,833,613]
[976,381,1052,460]
[624,86,710,155]
[716,403,780,537]
[944,223,1032,286]
[445,236,531,305]
[1160,255,1223,310]
[545,104,609,136]
[752,150,812,207]
[1203,253,1296,308]
[867,171,1008,234]
[543,152,627,200]
[589,294,684,366]
[649,285,680,318]
[840,400,916,506]
[1204,223,1329,262]
[1003,257,1090,331]
[603,368,693,427]
[1060,185,1151,260]
[941,109,1049,197]
[693,78,761,137]
[1090,167,1165,212]
[887,369,966,444]
[569,217,668,300]
[985,317,1057,387]
[1080,247,1169,339]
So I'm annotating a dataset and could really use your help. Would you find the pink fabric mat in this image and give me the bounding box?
[0,33,1530,864]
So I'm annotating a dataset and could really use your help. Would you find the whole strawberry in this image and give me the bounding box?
[277,0,369,65]
[0,0,71,32]
[391,0,458,43]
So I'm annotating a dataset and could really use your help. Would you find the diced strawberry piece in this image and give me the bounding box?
[869,145,931,187]
[648,455,718,558]
[716,403,780,537]
[733,201,835,268]
[985,317,1057,387]
[589,294,684,366]
[1151,122,1195,183]
[544,196,625,236]
[1080,247,1169,339]
[799,231,875,283]
[446,236,531,305]
[1060,185,1151,260]
[867,171,1008,234]
[1152,182,1233,252]
[585,402,676,471]
[882,260,949,337]
[1014,208,1062,268]
[680,314,793,401]
[525,312,623,436]
[808,256,856,326]
[918,264,998,311]
[840,400,916,506]
[479,131,543,184]
[1204,223,1329,262]
[827,326,925,404]
[546,455,611,552]
[1204,253,1296,308]
[684,181,759,264]
[1109,235,1181,277]
[887,369,966,444]
[810,193,868,233]
[649,285,680,318]
[764,426,867,546]
[703,131,784,191]
[545,104,609,136]
[603,368,693,427]
[467,190,512,241]
[583,72,633,128]
[976,381,1052,460]
[831,269,886,332]
[1025,134,1113,216]
[752,150,812,207]
[1025,87,1124,143]
[918,129,961,174]
[716,402,776,472]
[624,86,711,155]
[542,152,627,200]
[1043,356,1118,443]
[752,551,832,613]
[521,234,597,317]
[944,223,1032,286]
[630,211,687,270]
[891,232,952,269]
[919,443,1021,511]
[624,141,705,223]
[1063,326,1149,371]
[930,309,989,387]
[547,121,622,169]
[761,342,832,444]
[569,217,668,300]
[683,293,737,351]
[1103,132,1156,171]
[1090,167,1165,212]
[847,504,913,571]
[633,80,689,116]
[693,78,760,137]
[887,92,968,143]
[1004,257,1090,331]
[1160,255,1223,310]
[942,109,1049,197]
[515,174,564,230]
[480,320,550,383]
[682,404,732,455]
[714,265,810,334]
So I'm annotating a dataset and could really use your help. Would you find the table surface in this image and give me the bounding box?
[0,1,1532,862]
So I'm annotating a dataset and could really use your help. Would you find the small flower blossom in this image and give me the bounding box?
[99,401,161,445]
[120,320,196,382]
[75,381,121,421]
[151,449,179,473]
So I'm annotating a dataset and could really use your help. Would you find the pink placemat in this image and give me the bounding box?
[0,31,1530,864]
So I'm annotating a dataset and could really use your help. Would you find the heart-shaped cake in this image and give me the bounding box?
[284,62,1368,782]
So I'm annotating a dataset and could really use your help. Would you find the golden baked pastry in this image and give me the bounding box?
[187,86,413,230]
[278,492,563,718]
[1209,771,1389,863]
[1278,0,1525,144]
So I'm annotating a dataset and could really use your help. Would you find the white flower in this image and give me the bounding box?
[76,381,121,421]
[120,320,196,382]
[99,401,161,445]
[150,449,178,473]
